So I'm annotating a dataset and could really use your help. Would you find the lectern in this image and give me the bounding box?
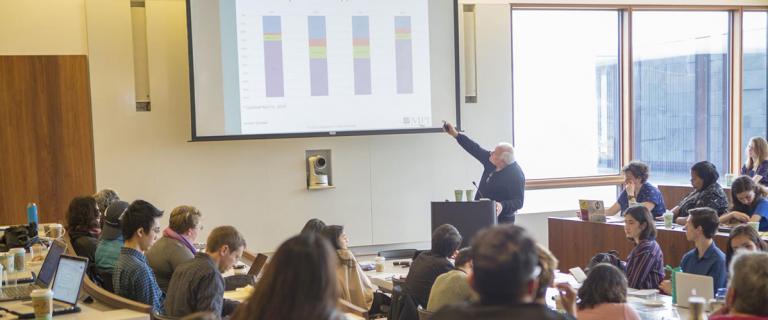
[431,200,497,248]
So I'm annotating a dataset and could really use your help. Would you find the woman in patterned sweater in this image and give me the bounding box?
[672,161,729,225]
[623,206,665,290]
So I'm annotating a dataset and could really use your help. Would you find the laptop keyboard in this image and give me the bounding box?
[0,285,36,299]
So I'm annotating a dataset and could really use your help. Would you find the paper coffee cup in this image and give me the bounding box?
[748,221,760,232]
[454,190,463,201]
[30,288,53,320]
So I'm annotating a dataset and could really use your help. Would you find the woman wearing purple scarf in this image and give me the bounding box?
[146,205,203,292]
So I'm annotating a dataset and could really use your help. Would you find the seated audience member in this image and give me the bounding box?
[427,247,477,312]
[165,226,245,318]
[725,224,767,267]
[577,263,640,320]
[320,225,387,314]
[431,225,576,320]
[231,234,347,320]
[720,176,768,231]
[93,188,120,220]
[605,161,666,217]
[95,200,130,274]
[672,161,729,225]
[533,244,558,305]
[623,206,665,290]
[67,196,102,264]
[405,224,462,308]
[114,200,165,312]
[661,208,726,294]
[147,205,203,292]
[740,136,768,186]
[710,251,768,320]
[301,218,327,235]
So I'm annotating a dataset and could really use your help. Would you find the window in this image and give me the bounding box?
[632,11,730,185]
[742,11,768,164]
[512,10,621,180]
[520,186,617,214]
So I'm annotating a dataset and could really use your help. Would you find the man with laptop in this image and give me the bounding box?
[164,226,245,318]
[660,207,727,297]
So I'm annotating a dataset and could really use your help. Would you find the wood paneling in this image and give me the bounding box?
[0,55,94,226]
[659,184,732,209]
[549,217,730,270]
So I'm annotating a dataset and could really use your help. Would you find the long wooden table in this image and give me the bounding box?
[548,217,729,270]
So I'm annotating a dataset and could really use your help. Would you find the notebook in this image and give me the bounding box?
[0,240,66,302]
[0,255,87,319]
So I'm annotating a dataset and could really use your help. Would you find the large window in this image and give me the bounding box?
[512,10,621,180]
[742,11,768,164]
[632,11,730,184]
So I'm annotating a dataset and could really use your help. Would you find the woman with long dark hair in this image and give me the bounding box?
[231,233,346,320]
[67,196,102,263]
[623,206,665,290]
[577,263,640,320]
[720,176,768,231]
[725,224,767,267]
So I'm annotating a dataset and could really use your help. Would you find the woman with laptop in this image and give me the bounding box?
[604,161,666,218]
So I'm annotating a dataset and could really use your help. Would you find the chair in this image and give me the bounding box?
[150,310,180,320]
[378,249,417,260]
[417,305,433,320]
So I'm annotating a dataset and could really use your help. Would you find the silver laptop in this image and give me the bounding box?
[0,240,66,301]
[0,254,87,318]
[674,272,714,308]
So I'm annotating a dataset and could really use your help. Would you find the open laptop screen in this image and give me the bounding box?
[36,240,66,287]
[51,255,87,305]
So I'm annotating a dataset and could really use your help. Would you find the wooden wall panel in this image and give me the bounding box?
[0,55,95,226]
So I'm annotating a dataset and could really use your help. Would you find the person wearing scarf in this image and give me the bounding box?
[146,205,203,292]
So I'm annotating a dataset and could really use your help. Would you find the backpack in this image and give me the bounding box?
[586,250,626,273]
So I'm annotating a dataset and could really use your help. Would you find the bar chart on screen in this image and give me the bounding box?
[234,0,432,134]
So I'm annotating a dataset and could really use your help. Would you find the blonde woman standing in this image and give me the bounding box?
[741,137,768,186]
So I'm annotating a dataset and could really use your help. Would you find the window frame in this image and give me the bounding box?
[502,4,768,190]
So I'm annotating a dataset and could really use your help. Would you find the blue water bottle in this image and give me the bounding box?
[27,203,38,225]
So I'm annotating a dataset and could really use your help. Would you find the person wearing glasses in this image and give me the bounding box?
[147,205,204,292]
[431,225,577,320]
[114,200,165,312]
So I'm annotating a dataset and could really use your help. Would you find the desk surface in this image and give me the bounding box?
[0,299,148,320]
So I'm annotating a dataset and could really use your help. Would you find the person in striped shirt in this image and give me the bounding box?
[623,206,665,290]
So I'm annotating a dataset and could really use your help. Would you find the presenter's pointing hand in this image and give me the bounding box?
[442,121,459,138]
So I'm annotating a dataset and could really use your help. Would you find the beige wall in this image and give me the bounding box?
[0,0,87,55]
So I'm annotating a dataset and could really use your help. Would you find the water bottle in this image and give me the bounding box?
[27,203,38,225]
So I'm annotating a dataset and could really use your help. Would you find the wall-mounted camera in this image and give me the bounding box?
[306,149,334,190]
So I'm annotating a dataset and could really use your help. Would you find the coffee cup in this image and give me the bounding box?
[465,190,474,202]
[9,248,25,272]
[30,288,53,320]
[46,224,64,239]
[748,221,760,232]
[663,211,674,229]
[375,257,386,272]
[454,190,463,202]
[0,253,13,273]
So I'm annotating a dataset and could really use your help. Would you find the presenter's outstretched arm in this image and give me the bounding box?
[443,121,492,166]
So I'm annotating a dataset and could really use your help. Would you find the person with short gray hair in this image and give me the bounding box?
[93,189,120,216]
[710,251,768,319]
[146,205,204,292]
[443,122,525,223]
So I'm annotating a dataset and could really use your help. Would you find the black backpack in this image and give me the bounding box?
[586,250,626,273]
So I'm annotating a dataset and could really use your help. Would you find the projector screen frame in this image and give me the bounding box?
[185,0,462,141]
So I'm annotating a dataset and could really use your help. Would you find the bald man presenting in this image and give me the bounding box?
[444,122,525,223]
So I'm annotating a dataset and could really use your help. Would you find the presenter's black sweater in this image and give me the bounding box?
[456,133,525,223]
